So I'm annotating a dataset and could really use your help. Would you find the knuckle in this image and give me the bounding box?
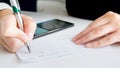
[93,29,100,34]
[8,45,18,53]
[106,11,114,14]
[8,40,19,50]
[107,11,120,20]
[80,38,85,43]
[106,11,115,15]
[84,34,92,41]
[90,29,102,37]
[8,39,24,52]
[10,42,18,50]
[107,23,115,30]
[1,29,9,37]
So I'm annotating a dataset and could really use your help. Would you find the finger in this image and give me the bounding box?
[85,31,119,48]
[74,23,116,45]
[72,11,113,42]
[0,36,7,48]
[1,26,30,43]
[1,40,13,52]
[22,15,36,40]
[0,36,16,52]
[2,37,24,52]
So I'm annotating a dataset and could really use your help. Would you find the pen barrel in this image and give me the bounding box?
[9,0,31,53]
[15,12,24,31]
[10,0,23,30]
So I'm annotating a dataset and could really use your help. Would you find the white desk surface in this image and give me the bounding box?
[1,11,120,68]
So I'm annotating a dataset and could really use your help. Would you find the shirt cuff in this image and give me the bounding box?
[0,3,12,10]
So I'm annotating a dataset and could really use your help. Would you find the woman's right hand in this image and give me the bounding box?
[0,9,36,53]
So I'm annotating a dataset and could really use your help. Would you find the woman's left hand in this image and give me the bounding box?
[72,11,120,48]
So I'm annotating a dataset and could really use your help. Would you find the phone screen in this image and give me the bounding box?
[33,19,74,39]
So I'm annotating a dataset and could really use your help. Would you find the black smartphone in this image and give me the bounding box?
[33,19,74,39]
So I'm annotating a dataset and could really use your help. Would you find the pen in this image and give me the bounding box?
[9,0,31,53]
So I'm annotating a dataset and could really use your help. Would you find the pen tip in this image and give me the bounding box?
[26,42,31,54]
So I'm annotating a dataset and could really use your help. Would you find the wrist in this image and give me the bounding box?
[0,9,13,19]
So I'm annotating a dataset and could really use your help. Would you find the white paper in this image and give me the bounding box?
[16,38,112,63]
[16,39,78,63]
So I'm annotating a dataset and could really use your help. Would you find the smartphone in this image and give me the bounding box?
[33,19,74,39]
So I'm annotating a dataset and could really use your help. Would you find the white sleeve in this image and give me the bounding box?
[0,3,12,10]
